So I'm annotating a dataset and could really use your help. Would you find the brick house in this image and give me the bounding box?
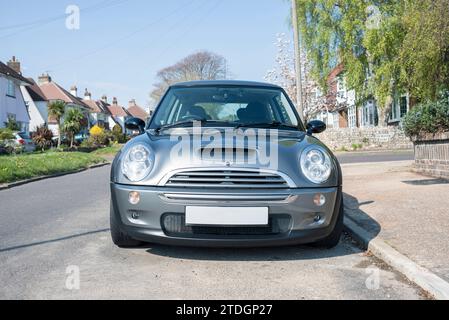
[312,64,415,128]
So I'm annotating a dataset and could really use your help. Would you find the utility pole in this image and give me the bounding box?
[291,0,304,119]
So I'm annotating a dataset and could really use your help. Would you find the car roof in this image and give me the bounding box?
[170,80,282,89]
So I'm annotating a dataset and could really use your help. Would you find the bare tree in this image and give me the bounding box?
[265,33,326,122]
[150,51,228,102]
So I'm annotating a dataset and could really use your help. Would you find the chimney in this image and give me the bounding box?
[101,95,108,103]
[7,56,21,75]
[112,97,118,105]
[84,88,92,101]
[38,73,52,85]
[129,99,136,107]
[70,85,78,97]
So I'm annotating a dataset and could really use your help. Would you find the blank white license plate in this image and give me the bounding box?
[185,206,269,226]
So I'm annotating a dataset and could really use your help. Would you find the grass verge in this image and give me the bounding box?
[0,151,106,184]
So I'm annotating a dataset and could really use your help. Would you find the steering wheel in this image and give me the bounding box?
[181,114,205,121]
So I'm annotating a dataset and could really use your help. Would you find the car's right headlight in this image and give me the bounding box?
[300,146,332,184]
[121,144,154,182]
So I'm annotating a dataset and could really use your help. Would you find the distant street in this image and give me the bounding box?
[0,163,425,299]
[336,150,414,164]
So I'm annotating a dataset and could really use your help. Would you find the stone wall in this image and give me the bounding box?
[316,127,413,151]
[412,133,449,179]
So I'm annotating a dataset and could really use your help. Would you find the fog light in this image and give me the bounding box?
[313,194,326,206]
[314,215,322,223]
[128,191,140,205]
[131,211,140,220]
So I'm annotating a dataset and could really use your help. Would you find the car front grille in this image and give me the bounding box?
[164,170,290,189]
[162,214,292,238]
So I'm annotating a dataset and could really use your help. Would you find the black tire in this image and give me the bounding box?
[313,197,344,249]
[110,200,142,248]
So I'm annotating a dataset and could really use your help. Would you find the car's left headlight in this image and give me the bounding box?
[121,144,154,182]
[300,146,332,184]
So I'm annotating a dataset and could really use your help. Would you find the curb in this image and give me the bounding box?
[0,162,111,191]
[344,216,449,300]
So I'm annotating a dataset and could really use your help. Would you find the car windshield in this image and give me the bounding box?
[18,132,31,139]
[149,86,303,130]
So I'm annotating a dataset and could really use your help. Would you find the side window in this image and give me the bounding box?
[274,94,298,126]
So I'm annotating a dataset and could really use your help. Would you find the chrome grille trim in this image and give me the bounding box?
[161,169,295,189]
[161,193,292,202]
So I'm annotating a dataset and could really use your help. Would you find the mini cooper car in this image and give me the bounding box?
[110,81,343,248]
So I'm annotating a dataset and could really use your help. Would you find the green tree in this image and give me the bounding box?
[47,101,66,148]
[399,0,449,101]
[62,108,85,148]
[4,116,21,131]
[294,0,449,125]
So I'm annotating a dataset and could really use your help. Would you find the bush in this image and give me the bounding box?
[0,128,20,155]
[32,126,53,151]
[403,97,449,137]
[81,131,111,149]
[90,125,104,136]
[0,128,15,140]
[112,124,128,143]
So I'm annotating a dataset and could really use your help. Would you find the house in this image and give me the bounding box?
[81,88,109,128]
[105,97,130,132]
[96,95,113,130]
[21,78,49,133]
[127,99,149,122]
[37,74,90,136]
[312,64,414,128]
[0,57,32,132]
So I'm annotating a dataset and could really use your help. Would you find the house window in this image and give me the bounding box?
[390,94,409,122]
[348,105,357,128]
[7,79,15,97]
[337,77,345,98]
[333,112,340,129]
[362,100,378,127]
[399,96,408,117]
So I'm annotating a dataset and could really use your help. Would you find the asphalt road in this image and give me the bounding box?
[336,149,414,164]
[0,164,425,300]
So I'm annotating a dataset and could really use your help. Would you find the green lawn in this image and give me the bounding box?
[0,151,106,184]
[91,144,123,156]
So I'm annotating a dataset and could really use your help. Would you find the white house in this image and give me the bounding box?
[105,97,130,132]
[0,58,31,132]
[37,74,90,137]
[81,89,109,128]
[21,79,48,133]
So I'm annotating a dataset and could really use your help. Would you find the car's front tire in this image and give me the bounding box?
[313,197,344,249]
[110,200,142,248]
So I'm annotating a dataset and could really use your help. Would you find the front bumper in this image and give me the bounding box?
[110,183,342,247]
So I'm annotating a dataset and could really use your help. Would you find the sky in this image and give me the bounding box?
[1,0,292,110]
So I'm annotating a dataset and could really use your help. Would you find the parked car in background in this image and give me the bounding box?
[14,132,36,153]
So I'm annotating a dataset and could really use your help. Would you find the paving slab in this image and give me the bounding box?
[342,161,449,284]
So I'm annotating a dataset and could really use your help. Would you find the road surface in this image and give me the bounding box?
[0,163,424,299]
[336,150,414,164]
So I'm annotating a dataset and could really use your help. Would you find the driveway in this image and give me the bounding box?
[0,166,425,299]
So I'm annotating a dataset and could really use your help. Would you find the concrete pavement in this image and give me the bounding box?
[342,160,449,296]
[0,165,425,299]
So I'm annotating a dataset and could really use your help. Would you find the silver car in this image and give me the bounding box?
[110,81,343,248]
[14,132,36,153]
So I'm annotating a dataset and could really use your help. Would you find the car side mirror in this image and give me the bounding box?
[306,120,326,135]
[125,118,146,135]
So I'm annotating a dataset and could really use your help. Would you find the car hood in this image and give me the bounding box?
[111,128,340,188]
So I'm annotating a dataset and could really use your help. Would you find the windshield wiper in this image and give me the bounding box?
[154,119,208,134]
[235,121,298,130]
